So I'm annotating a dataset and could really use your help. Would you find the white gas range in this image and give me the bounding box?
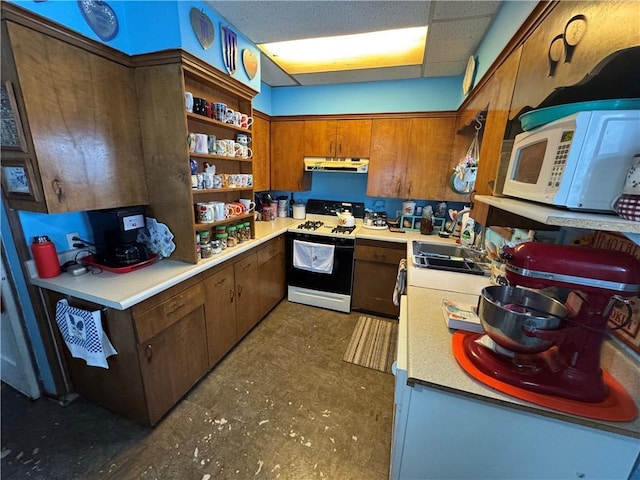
[286,200,365,313]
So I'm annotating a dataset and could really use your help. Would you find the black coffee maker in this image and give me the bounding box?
[88,205,151,267]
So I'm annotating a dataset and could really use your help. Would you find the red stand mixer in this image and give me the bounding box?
[456,242,640,413]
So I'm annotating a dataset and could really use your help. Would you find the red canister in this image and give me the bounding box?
[31,236,61,278]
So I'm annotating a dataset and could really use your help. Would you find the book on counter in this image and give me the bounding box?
[442,299,484,333]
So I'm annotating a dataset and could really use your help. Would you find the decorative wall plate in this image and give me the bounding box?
[189,8,214,50]
[242,49,258,80]
[221,25,237,74]
[462,55,476,95]
[77,0,119,42]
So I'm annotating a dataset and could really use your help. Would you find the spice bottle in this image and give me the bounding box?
[420,206,434,235]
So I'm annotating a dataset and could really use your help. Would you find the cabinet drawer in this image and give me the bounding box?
[257,235,284,266]
[134,283,205,344]
[355,240,405,265]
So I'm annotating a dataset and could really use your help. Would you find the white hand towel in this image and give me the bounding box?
[293,240,335,274]
[55,299,117,369]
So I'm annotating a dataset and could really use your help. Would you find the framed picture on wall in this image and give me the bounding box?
[1,81,27,152]
[1,158,39,202]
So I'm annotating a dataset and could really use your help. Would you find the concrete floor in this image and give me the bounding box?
[1,301,395,479]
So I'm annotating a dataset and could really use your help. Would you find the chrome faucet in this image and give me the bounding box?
[448,206,471,235]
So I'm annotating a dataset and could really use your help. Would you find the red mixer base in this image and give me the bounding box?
[453,332,638,422]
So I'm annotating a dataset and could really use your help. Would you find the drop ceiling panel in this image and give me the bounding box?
[261,56,299,87]
[425,17,494,63]
[432,1,501,20]
[423,61,468,77]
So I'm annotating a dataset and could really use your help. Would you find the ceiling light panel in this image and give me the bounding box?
[259,26,428,74]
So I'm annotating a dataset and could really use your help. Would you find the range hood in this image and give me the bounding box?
[304,157,369,173]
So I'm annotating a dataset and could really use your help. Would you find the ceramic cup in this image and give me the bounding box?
[233,111,242,126]
[212,174,223,189]
[196,202,215,223]
[207,135,217,154]
[236,133,251,145]
[204,172,215,189]
[213,102,227,121]
[239,198,256,212]
[194,133,208,154]
[209,201,225,221]
[224,108,235,124]
[191,174,199,189]
[240,114,253,129]
[185,92,193,113]
[193,97,207,116]
[187,133,197,152]
[225,203,244,217]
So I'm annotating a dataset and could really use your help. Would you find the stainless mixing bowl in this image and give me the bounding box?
[478,285,567,353]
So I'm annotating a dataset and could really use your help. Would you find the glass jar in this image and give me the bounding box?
[227,225,237,247]
[201,242,213,258]
[211,239,221,255]
[216,233,228,250]
[215,225,227,236]
[196,243,201,261]
[243,222,252,241]
[199,230,211,244]
[236,223,245,244]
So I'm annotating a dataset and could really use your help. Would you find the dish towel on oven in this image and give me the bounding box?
[55,299,117,369]
[393,259,407,306]
[293,240,335,274]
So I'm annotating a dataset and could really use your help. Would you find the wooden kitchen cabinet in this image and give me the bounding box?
[0,17,148,213]
[135,284,209,425]
[352,239,406,318]
[234,252,261,339]
[304,119,372,158]
[510,1,640,120]
[270,120,311,191]
[202,264,237,368]
[134,51,257,263]
[252,113,271,191]
[367,115,455,200]
[257,235,286,319]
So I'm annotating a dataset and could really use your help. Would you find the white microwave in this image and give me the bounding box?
[502,109,640,211]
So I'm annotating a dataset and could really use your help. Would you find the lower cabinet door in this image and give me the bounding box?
[352,260,401,318]
[203,264,237,368]
[234,252,260,339]
[259,252,286,318]
[138,305,209,425]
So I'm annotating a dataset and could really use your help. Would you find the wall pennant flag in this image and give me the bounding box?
[242,49,258,80]
[221,25,238,75]
[190,8,214,50]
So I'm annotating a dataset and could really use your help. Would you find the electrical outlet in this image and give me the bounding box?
[66,232,80,250]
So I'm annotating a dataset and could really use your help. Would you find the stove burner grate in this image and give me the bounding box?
[332,225,356,234]
[297,220,324,230]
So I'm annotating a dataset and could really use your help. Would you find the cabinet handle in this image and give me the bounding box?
[52,179,64,203]
[338,142,342,155]
[145,344,153,361]
[215,277,227,287]
[166,303,184,316]
[242,263,252,271]
[229,289,235,303]
[374,254,386,260]
[237,284,243,297]
[329,140,333,154]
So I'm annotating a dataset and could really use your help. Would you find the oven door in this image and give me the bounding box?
[286,232,355,295]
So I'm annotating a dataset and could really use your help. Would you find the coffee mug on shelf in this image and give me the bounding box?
[194,133,208,154]
[212,174,223,189]
[196,202,215,223]
[193,97,207,116]
[225,203,244,217]
[224,108,235,124]
[240,114,253,129]
[236,133,251,145]
[239,198,256,212]
[185,92,193,113]
[210,201,226,221]
[207,135,217,154]
[187,133,197,152]
[191,174,199,189]
[205,102,213,119]
[233,111,242,126]
[204,172,215,189]
[214,102,227,122]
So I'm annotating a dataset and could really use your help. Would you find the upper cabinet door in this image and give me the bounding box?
[407,117,455,201]
[510,1,640,119]
[271,121,311,191]
[304,120,337,156]
[5,22,148,213]
[336,120,372,158]
[252,115,271,192]
[304,119,372,158]
[367,119,412,198]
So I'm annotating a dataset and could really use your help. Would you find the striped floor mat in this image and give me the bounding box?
[343,316,398,374]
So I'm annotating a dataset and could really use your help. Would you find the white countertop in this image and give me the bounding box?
[404,285,640,439]
[29,218,298,310]
[29,219,452,310]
